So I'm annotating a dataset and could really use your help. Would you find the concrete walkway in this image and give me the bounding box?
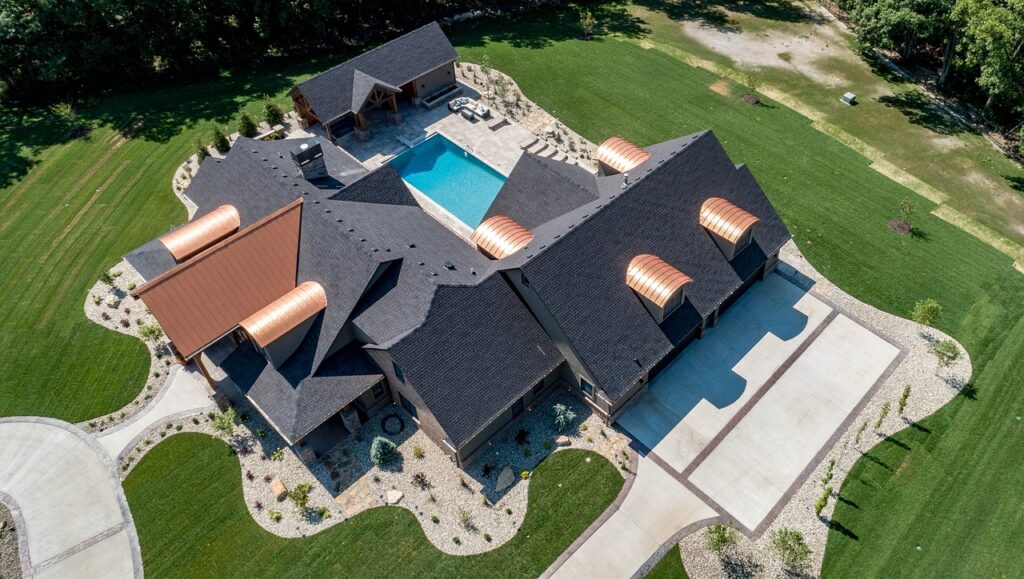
[0,418,142,578]
[97,366,213,460]
[549,456,717,579]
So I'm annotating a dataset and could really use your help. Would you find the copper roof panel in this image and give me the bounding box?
[626,254,693,307]
[595,136,652,174]
[470,215,534,260]
[699,197,760,243]
[240,281,327,348]
[135,199,303,358]
[159,205,240,261]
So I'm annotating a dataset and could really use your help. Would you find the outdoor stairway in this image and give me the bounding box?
[527,140,546,154]
[537,144,557,158]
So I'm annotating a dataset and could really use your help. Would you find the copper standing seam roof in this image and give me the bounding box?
[159,205,241,261]
[626,254,693,307]
[240,281,328,348]
[699,197,761,243]
[471,215,534,260]
[595,136,652,174]
[134,199,304,359]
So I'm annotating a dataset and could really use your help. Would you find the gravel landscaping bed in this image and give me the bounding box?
[80,259,178,433]
[120,388,628,555]
[0,501,22,579]
[679,241,973,578]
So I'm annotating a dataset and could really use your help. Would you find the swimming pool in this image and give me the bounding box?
[390,134,506,228]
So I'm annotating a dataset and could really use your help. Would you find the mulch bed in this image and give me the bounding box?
[888,219,911,234]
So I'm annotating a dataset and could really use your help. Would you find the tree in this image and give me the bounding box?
[238,112,258,138]
[846,0,946,59]
[898,384,913,414]
[211,407,237,438]
[953,0,1024,114]
[50,102,77,125]
[288,482,312,514]
[212,127,231,154]
[370,436,398,465]
[195,141,209,163]
[910,298,943,327]
[899,198,918,225]
[553,403,577,432]
[264,99,285,126]
[579,9,597,38]
[770,528,812,571]
[933,339,961,367]
[704,522,738,555]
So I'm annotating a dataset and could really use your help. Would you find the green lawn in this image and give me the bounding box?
[0,61,342,422]
[629,1,1024,251]
[451,10,1024,577]
[124,434,622,578]
[645,545,690,579]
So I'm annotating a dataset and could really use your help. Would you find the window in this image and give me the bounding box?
[512,398,525,417]
[521,274,531,288]
[580,377,595,398]
[399,394,418,418]
[393,362,406,383]
[371,382,386,399]
[532,380,545,396]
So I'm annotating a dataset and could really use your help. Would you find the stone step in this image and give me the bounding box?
[538,145,557,158]
[526,140,546,154]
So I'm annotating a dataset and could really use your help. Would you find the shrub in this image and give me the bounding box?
[821,458,835,486]
[211,408,237,437]
[192,417,199,425]
[452,537,461,545]
[482,464,492,477]
[543,440,553,451]
[315,506,331,519]
[195,142,209,162]
[505,508,513,515]
[264,474,272,483]
[898,384,912,414]
[99,271,116,286]
[580,423,588,431]
[578,8,597,37]
[269,510,282,522]
[245,470,255,481]
[431,515,440,524]
[174,424,182,432]
[254,427,266,439]
[50,102,77,124]
[238,112,258,138]
[855,420,868,445]
[770,528,811,570]
[523,448,532,458]
[704,522,738,555]
[553,403,577,433]
[875,401,891,429]
[270,447,284,461]
[933,340,960,368]
[92,295,101,305]
[139,323,164,344]
[212,127,231,154]
[520,470,529,480]
[515,428,529,446]
[910,298,942,327]
[814,486,832,517]
[127,282,136,291]
[413,445,425,459]
[254,500,263,511]
[412,472,430,489]
[264,99,286,126]
[484,533,492,542]
[458,509,473,529]
[370,436,398,466]
[459,476,470,490]
[288,482,312,513]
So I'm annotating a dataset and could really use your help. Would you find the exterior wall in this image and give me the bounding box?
[291,91,319,125]
[364,348,456,460]
[411,62,456,100]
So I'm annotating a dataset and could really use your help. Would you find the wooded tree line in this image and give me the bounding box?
[0,0,534,103]
[835,0,1024,139]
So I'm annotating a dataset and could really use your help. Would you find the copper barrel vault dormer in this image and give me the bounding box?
[159,205,241,262]
[626,254,692,322]
[595,136,651,176]
[471,215,534,260]
[699,197,760,260]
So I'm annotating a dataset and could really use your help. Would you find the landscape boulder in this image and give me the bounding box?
[495,467,515,492]
[555,435,571,447]
[385,490,404,505]
[271,479,288,501]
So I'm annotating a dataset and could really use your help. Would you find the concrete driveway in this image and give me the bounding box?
[0,418,141,578]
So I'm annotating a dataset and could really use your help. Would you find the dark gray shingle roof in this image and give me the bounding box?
[385,275,564,448]
[294,22,457,124]
[125,239,177,282]
[484,154,599,229]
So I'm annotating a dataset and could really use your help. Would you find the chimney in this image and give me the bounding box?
[290,139,327,180]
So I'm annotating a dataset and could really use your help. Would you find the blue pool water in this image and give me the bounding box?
[390,134,506,228]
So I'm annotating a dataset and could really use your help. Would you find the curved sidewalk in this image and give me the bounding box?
[0,417,142,578]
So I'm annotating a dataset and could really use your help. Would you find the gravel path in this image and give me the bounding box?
[80,260,177,433]
[0,501,22,579]
[678,241,973,578]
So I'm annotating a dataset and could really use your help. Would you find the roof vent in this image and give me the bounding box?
[443,261,456,270]
[159,205,241,262]
[471,215,534,260]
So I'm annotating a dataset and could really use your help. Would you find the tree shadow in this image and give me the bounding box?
[902,417,931,434]
[876,90,974,136]
[859,452,892,472]
[1006,175,1024,194]
[910,227,930,241]
[836,494,859,509]
[633,0,824,34]
[881,435,911,451]
[450,2,648,50]
[721,553,762,579]
[825,518,859,541]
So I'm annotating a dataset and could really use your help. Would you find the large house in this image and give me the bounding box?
[126,26,790,468]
